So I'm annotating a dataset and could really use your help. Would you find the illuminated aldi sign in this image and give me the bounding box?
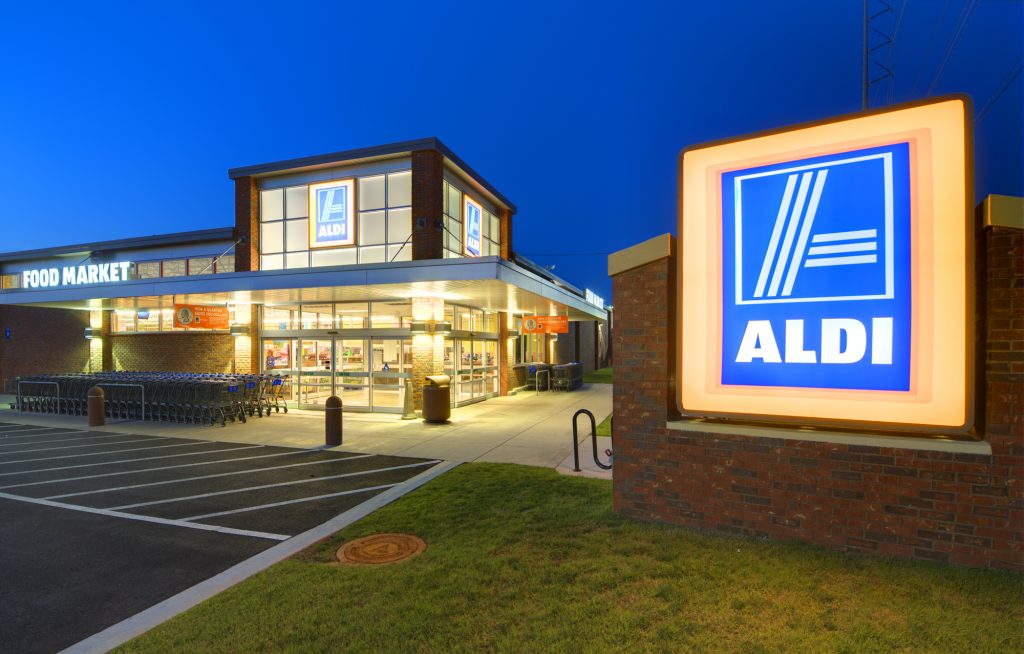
[308,179,356,248]
[679,97,973,432]
[464,197,483,257]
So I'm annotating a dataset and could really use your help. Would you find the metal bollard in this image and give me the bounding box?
[400,378,417,420]
[87,386,105,427]
[325,395,342,447]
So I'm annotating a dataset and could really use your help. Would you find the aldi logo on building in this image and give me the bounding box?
[678,97,974,432]
[721,143,912,391]
[308,179,356,248]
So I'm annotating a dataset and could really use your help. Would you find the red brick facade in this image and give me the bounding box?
[611,226,1023,570]
[0,306,92,390]
[234,176,259,272]
[411,149,444,260]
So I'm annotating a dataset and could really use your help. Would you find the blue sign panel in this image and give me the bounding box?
[465,199,482,256]
[313,182,354,247]
[720,142,912,391]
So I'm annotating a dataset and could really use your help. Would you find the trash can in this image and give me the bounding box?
[422,374,451,423]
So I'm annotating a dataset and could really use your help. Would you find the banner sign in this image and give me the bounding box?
[522,315,569,334]
[464,197,483,257]
[308,179,356,248]
[173,304,230,330]
[679,97,972,432]
[21,262,133,289]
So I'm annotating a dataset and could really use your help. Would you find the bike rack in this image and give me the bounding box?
[572,408,612,471]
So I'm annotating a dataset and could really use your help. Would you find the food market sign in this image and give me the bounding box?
[21,262,133,289]
[678,97,973,432]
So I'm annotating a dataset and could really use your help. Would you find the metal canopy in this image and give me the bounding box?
[0,257,606,322]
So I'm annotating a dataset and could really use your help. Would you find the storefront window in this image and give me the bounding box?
[335,302,368,329]
[161,259,186,277]
[113,310,136,333]
[263,306,298,330]
[301,303,334,329]
[483,311,498,333]
[260,170,412,271]
[136,310,160,332]
[136,261,160,279]
[188,257,213,275]
[263,339,293,370]
[370,301,412,328]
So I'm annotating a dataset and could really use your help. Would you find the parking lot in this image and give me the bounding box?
[0,420,443,653]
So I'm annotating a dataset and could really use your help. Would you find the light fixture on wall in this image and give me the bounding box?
[229,324,250,337]
[84,327,99,340]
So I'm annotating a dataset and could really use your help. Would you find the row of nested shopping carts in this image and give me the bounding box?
[14,372,290,426]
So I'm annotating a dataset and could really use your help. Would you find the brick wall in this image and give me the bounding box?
[611,227,1023,571]
[234,176,259,272]
[0,306,92,389]
[110,333,240,373]
[411,150,444,261]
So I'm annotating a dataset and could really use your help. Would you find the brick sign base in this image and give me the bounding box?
[610,225,1022,571]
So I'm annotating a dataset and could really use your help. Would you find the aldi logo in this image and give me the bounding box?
[721,143,912,391]
[677,97,973,432]
[308,179,356,248]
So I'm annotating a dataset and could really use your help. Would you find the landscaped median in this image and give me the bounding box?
[116,464,1022,654]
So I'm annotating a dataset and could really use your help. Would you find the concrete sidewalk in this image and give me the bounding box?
[0,385,613,478]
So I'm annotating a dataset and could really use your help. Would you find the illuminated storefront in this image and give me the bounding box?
[0,138,609,412]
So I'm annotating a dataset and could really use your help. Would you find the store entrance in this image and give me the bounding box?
[292,338,410,412]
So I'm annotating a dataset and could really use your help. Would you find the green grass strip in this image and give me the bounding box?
[118,463,1024,654]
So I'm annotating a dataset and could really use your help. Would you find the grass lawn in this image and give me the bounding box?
[583,366,612,384]
[118,464,1023,654]
[596,412,612,436]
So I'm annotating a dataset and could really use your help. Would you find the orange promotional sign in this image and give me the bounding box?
[522,316,568,334]
[173,304,230,330]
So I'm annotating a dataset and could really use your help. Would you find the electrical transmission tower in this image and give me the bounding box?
[862,0,904,109]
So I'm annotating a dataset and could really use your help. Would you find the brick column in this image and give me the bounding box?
[410,334,445,410]
[411,150,444,261]
[499,207,514,260]
[234,176,259,272]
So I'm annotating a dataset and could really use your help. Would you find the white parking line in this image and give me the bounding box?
[0,491,290,541]
[0,432,135,448]
[0,426,71,436]
[182,483,398,521]
[0,440,213,466]
[44,453,377,499]
[0,445,265,478]
[60,461,458,654]
[110,460,441,510]
[0,436,165,456]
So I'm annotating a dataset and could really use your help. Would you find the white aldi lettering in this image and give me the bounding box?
[721,143,912,391]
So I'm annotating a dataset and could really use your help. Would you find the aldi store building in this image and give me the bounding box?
[0,139,609,412]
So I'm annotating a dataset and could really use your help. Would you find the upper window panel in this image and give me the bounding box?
[261,189,284,222]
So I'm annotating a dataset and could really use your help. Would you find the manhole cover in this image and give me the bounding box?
[336,533,426,565]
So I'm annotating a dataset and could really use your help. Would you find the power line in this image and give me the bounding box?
[884,0,909,104]
[977,58,1023,124]
[926,0,979,96]
[910,0,951,98]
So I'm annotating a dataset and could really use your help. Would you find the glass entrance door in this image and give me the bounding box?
[292,338,406,412]
[369,338,410,412]
[299,339,334,408]
[336,339,369,410]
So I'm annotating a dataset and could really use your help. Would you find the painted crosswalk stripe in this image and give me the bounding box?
[0,436,164,456]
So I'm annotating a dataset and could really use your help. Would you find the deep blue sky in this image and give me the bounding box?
[1,1,1020,300]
